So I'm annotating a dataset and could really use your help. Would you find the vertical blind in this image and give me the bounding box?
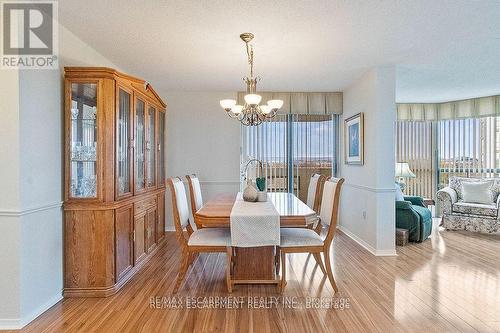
[396,116,500,199]
[242,114,289,192]
[439,117,500,182]
[395,121,436,199]
[241,114,338,203]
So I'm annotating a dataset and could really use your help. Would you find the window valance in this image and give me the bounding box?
[237,92,343,115]
[397,95,500,121]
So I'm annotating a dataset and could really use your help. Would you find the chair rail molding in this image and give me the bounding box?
[199,180,240,186]
[343,182,396,193]
[0,202,63,217]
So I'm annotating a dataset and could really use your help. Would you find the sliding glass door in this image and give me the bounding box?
[241,114,338,203]
[396,116,500,199]
[242,114,288,191]
[438,117,500,184]
[395,121,437,199]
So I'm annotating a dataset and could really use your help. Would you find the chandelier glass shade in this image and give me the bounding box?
[220,33,283,126]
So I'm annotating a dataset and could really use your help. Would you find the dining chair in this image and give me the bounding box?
[186,174,203,229]
[279,177,344,293]
[167,177,232,293]
[275,174,326,277]
[306,174,327,213]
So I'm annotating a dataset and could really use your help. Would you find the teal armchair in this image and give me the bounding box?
[396,196,432,242]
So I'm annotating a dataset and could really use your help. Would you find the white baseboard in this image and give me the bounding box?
[337,225,397,257]
[22,293,63,328]
[0,319,23,330]
[0,293,63,330]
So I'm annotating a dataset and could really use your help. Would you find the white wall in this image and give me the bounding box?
[0,69,23,327]
[0,23,122,329]
[163,91,240,229]
[338,66,396,256]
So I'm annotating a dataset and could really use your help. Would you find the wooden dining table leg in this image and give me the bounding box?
[233,247,275,280]
[226,247,233,293]
[275,246,281,275]
[280,251,286,293]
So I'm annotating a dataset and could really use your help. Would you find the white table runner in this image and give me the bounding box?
[230,193,280,247]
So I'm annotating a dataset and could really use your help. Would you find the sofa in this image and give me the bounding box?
[396,195,433,242]
[437,176,500,233]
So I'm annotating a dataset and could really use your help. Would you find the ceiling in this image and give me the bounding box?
[59,0,500,103]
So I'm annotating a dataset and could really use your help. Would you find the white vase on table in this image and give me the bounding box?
[243,180,258,202]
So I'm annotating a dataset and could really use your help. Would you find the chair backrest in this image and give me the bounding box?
[306,174,326,212]
[319,177,344,244]
[186,174,203,216]
[167,177,191,246]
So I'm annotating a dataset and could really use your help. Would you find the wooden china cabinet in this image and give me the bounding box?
[63,67,167,297]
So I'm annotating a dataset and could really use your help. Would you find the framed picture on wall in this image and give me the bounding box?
[344,113,364,165]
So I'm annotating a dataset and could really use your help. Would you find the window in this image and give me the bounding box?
[241,114,339,203]
[439,117,500,184]
[395,121,436,199]
[396,116,500,199]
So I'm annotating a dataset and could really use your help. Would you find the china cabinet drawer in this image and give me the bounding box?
[134,197,157,215]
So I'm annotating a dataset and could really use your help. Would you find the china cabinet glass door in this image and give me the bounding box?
[146,106,156,188]
[135,98,146,192]
[117,88,132,198]
[158,111,165,186]
[70,82,98,198]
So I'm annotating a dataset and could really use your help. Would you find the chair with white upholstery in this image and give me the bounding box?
[279,177,344,293]
[186,174,204,229]
[167,177,232,293]
[306,174,326,213]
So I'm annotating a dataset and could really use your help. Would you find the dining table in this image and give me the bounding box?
[195,192,316,286]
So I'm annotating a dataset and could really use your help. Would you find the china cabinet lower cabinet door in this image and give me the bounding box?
[134,213,147,265]
[115,205,133,281]
[156,193,165,242]
[146,208,157,253]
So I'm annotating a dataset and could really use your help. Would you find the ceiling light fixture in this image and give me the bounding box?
[220,33,283,126]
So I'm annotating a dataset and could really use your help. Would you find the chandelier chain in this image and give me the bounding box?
[219,32,283,126]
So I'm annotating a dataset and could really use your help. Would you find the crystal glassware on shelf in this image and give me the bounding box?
[72,142,82,160]
[89,106,97,119]
[91,142,97,160]
[70,181,79,197]
[71,108,79,119]
[80,145,87,160]
[82,176,97,197]
[118,177,125,194]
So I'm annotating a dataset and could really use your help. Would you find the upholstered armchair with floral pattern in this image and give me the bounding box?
[437,176,500,233]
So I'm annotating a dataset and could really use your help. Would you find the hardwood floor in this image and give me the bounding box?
[8,220,500,333]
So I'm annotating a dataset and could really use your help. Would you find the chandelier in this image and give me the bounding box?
[220,33,283,126]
